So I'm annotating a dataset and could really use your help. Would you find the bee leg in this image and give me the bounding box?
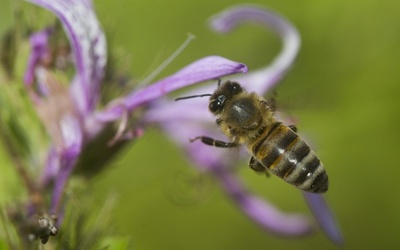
[190,136,238,148]
[249,157,265,172]
[288,125,297,133]
[260,98,276,112]
[249,157,270,177]
[267,97,276,112]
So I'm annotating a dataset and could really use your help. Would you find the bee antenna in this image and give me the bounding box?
[174,94,212,101]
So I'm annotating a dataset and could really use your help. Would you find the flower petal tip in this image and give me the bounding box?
[303,192,345,247]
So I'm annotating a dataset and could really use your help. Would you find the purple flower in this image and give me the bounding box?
[145,4,343,246]
[18,0,246,243]
[7,0,342,246]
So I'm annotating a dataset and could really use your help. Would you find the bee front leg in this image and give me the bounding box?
[249,157,270,177]
[190,136,238,148]
[260,97,276,112]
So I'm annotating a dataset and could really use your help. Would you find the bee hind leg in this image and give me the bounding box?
[288,125,297,133]
[249,157,270,177]
[190,136,238,148]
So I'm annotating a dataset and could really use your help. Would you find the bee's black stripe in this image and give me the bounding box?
[253,122,281,154]
[311,171,329,193]
[299,169,328,193]
[282,140,311,179]
[271,136,300,178]
[293,141,311,165]
[255,124,269,140]
[251,122,328,193]
[258,125,298,171]
[294,155,321,186]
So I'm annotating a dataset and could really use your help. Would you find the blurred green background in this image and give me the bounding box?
[1,0,400,249]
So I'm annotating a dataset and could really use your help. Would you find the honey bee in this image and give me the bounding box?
[176,80,328,193]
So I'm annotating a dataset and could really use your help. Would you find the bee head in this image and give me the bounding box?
[209,81,243,114]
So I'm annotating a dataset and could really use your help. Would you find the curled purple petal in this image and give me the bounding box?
[303,192,345,247]
[212,166,313,236]
[26,0,107,115]
[209,5,300,94]
[94,56,247,122]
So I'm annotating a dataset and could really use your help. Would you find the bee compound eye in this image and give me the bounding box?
[209,100,221,113]
[231,82,242,94]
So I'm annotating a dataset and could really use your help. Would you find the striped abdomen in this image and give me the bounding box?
[252,122,328,193]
